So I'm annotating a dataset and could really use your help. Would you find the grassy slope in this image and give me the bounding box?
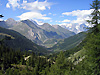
[51,32,86,52]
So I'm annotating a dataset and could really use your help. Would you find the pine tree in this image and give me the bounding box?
[87,0,100,33]
[84,0,100,74]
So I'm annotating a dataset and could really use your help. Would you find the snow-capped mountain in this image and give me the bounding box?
[60,23,88,34]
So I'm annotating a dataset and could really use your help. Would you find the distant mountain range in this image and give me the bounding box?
[0,18,75,47]
[60,23,88,34]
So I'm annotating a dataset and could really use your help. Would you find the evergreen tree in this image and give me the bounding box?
[84,0,100,74]
[87,0,100,33]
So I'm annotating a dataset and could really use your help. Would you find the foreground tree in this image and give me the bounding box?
[87,0,100,33]
[84,0,100,74]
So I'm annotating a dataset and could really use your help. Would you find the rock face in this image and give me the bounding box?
[0,18,75,47]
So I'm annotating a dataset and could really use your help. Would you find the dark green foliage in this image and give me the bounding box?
[84,32,100,74]
[0,45,24,71]
[51,32,86,52]
[1,0,100,75]
[0,26,47,54]
[87,0,100,33]
[0,27,100,75]
[0,43,50,75]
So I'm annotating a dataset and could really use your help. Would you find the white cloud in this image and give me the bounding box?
[62,19,70,23]
[17,12,51,20]
[62,9,94,25]
[6,3,10,8]
[21,0,52,11]
[23,0,27,3]
[32,19,44,25]
[62,10,93,18]
[48,6,51,9]
[6,0,20,9]
[59,9,94,33]
[6,0,52,20]
[37,21,44,25]
[6,0,52,11]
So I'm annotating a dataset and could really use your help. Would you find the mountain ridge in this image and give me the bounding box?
[0,18,75,47]
[0,26,48,54]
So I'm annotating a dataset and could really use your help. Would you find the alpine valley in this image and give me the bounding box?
[0,18,76,48]
[0,0,100,75]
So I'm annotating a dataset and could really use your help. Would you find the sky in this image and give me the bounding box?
[0,0,93,26]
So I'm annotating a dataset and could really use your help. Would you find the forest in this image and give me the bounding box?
[0,0,100,75]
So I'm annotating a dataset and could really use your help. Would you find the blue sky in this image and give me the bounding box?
[0,0,93,25]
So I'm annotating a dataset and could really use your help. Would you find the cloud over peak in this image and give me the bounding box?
[17,12,51,20]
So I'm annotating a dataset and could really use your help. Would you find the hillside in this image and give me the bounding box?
[0,26,47,54]
[39,24,75,39]
[51,32,86,52]
[0,0,100,75]
[0,18,75,47]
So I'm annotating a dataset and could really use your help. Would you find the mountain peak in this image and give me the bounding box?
[21,19,39,29]
[6,18,16,22]
[60,23,88,34]
[52,25,62,29]
[6,18,17,27]
[41,23,53,28]
[43,23,51,26]
[21,19,30,22]
[30,19,38,25]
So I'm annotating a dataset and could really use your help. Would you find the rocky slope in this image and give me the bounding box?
[0,18,75,47]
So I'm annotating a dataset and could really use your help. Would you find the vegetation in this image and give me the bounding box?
[0,0,100,75]
[0,26,47,54]
[51,32,86,52]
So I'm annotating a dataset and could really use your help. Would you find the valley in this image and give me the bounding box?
[0,0,100,75]
[0,18,76,48]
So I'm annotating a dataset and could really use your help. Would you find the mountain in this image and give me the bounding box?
[50,32,86,52]
[0,26,47,53]
[52,25,75,38]
[0,21,9,28]
[38,23,75,47]
[0,18,18,28]
[0,18,75,47]
[6,18,18,27]
[39,24,75,38]
[61,23,88,34]
[30,19,38,25]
